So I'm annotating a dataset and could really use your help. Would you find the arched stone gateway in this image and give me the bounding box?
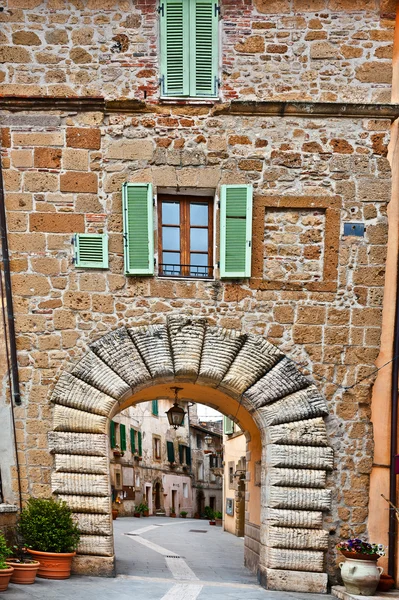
[48,316,333,593]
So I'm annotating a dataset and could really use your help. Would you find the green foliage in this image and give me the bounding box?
[204,506,215,520]
[135,503,148,514]
[0,533,11,570]
[19,497,80,554]
[215,511,222,519]
[180,511,188,517]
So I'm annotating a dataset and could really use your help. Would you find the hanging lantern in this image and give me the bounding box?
[204,434,213,446]
[166,387,186,430]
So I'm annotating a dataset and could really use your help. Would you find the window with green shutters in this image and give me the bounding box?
[130,428,136,453]
[152,400,159,416]
[120,423,127,452]
[122,183,154,275]
[186,446,191,467]
[179,444,185,464]
[138,431,143,457]
[110,421,116,448]
[74,234,108,269]
[220,185,253,279]
[160,0,219,98]
[167,441,175,463]
[223,416,234,435]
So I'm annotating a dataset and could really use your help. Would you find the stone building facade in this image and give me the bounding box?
[0,0,398,593]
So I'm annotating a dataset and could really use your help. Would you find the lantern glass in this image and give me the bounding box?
[166,402,186,429]
[204,435,212,446]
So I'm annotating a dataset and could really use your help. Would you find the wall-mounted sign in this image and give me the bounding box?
[226,498,234,516]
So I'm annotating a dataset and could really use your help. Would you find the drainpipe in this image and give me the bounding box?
[0,151,21,406]
[389,256,399,577]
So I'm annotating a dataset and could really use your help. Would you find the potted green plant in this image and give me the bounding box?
[215,511,222,526]
[337,539,385,595]
[141,503,149,517]
[5,528,40,585]
[0,532,13,591]
[180,511,187,519]
[170,508,176,518]
[19,497,80,580]
[205,506,216,525]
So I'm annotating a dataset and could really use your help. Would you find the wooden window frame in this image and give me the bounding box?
[153,435,162,461]
[158,194,214,279]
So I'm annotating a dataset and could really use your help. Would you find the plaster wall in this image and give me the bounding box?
[223,431,247,535]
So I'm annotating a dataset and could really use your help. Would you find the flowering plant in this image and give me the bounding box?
[337,539,385,556]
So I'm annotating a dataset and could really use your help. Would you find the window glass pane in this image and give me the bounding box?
[190,228,208,252]
[191,254,208,267]
[190,253,209,277]
[190,203,208,226]
[162,252,181,276]
[162,202,180,225]
[163,227,180,251]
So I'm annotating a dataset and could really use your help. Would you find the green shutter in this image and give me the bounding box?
[130,428,136,453]
[160,0,190,97]
[224,416,234,435]
[186,446,191,467]
[152,400,159,416]
[167,441,175,463]
[122,183,154,275]
[220,185,253,279]
[138,431,143,456]
[120,423,127,451]
[190,0,219,97]
[110,421,116,448]
[74,234,108,269]
[179,444,184,464]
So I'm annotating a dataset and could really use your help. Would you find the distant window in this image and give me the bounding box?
[197,434,202,449]
[183,482,188,498]
[154,437,161,460]
[198,461,204,481]
[152,399,159,416]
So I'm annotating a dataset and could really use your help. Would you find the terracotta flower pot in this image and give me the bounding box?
[209,520,216,526]
[6,560,40,585]
[0,567,14,591]
[134,512,141,518]
[170,513,176,518]
[112,509,119,520]
[377,574,395,592]
[340,550,379,561]
[27,549,76,580]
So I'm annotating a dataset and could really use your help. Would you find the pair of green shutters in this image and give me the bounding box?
[160,0,219,98]
[110,421,142,455]
[122,183,253,279]
[167,441,191,465]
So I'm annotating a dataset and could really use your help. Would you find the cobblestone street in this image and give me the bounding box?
[1,517,333,600]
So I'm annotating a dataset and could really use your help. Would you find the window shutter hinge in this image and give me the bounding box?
[153,197,156,206]
[214,3,220,16]
[217,261,220,269]
[157,3,164,16]
[214,76,221,95]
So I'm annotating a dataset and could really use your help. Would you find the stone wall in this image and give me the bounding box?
[0,0,394,102]
[0,103,390,584]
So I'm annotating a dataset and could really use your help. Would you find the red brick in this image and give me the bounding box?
[66,127,101,150]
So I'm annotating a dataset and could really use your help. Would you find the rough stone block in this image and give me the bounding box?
[267,445,333,470]
[245,358,310,408]
[53,405,107,434]
[257,386,328,426]
[198,327,246,386]
[66,127,101,149]
[78,535,113,557]
[267,467,326,488]
[262,568,327,592]
[90,327,150,390]
[264,508,323,529]
[57,494,111,514]
[48,432,108,456]
[105,139,153,160]
[30,213,84,233]
[71,351,131,400]
[221,335,283,396]
[51,372,117,416]
[52,472,110,496]
[266,548,324,572]
[266,526,329,550]
[128,324,174,381]
[72,513,112,536]
[266,418,328,446]
[72,554,115,577]
[54,454,109,475]
[167,316,207,380]
[266,486,331,511]
[60,172,98,193]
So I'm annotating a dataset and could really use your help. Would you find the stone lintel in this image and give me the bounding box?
[72,554,115,577]
[260,567,328,593]
[1,97,398,120]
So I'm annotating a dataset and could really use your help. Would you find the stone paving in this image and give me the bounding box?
[1,517,334,600]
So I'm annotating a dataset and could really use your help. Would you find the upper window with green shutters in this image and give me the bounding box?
[159,0,220,98]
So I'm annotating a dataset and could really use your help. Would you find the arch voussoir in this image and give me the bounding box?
[266,417,328,446]
[167,316,206,380]
[51,372,118,416]
[71,351,131,400]
[128,324,174,381]
[197,327,247,386]
[53,405,109,433]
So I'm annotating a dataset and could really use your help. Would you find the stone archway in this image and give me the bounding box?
[48,316,332,593]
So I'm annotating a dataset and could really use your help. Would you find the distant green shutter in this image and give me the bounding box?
[120,424,127,451]
[122,183,154,275]
[130,428,136,453]
[220,185,253,279]
[224,416,234,435]
[152,400,159,416]
[74,234,108,269]
[190,0,218,97]
[160,0,190,97]
[110,421,116,448]
[167,441,175,463]
[138,431,143,456]
[179,444,184,464]
[186,446,191,467]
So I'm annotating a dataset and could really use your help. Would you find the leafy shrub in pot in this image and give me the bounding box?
[6,527,40,585]
[19,497,80,579]
[0,532,14,591]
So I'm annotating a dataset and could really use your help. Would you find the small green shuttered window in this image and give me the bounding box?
[186,446,191,467]
[220,185,253,279]
[120,424,127,451]
[160,0,219,98]
[130,428,136,453]
[179,444,185,464]
[122,183,154,275]
[152,400,159,416]
[110,421,116,448]
[223,416,234,435]
[74,234,108,269]
[167,441,175,463]
[138,431,143,456]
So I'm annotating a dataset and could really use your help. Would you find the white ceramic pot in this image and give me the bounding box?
[340,558,383,596]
